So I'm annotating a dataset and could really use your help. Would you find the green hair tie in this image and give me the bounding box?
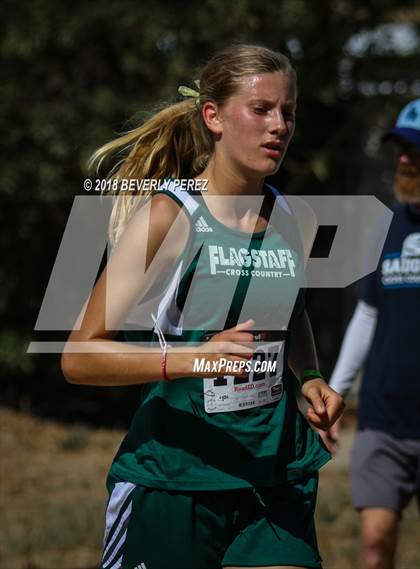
[178,79,201,107]
[301,369,324,384]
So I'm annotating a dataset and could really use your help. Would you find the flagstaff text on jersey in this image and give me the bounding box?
[208,245,296,277]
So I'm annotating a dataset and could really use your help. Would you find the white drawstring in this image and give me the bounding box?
[151,313,171,351]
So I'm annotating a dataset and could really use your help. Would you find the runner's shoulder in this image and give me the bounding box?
[146,192,190,256]
[149,191,189,227]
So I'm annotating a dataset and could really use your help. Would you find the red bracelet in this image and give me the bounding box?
[151,312,171,382]
[162,347,170,382]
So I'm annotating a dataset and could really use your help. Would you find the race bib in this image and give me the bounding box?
[203,341,285,413]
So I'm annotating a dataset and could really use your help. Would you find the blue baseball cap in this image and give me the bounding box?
[382,98,420,147]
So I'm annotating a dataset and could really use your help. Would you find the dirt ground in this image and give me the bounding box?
[0,408,419,569]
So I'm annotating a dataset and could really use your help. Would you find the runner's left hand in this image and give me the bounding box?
[301,378,345,431]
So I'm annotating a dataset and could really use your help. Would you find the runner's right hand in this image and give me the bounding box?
[189,319,256,378]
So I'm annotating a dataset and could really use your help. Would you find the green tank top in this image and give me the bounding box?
[109,181,330,490]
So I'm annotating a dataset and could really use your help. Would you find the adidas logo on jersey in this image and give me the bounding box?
[195,216,213,232]
[134,563,147,569]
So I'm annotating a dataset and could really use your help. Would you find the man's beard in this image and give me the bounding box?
[394,163,420,204]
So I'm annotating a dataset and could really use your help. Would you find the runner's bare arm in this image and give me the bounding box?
[288,310,345,430]
[287,309,319,378]
[61,194,254,385]
[61,194,193,385]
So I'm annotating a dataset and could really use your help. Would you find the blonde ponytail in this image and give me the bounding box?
[89,99,212,246]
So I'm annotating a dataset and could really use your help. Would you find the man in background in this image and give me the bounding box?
[322,99,420,569]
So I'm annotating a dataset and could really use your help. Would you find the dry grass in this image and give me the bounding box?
[0,408,122,569]
[0,408,419,569]
[317,469,420,568]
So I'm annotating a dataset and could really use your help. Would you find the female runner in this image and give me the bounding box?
[62,44,344,569]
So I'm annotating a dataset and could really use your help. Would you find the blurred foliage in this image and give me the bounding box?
[2,0,419,425]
